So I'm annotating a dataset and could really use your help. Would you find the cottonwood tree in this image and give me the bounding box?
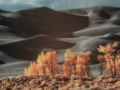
[97,42,120,77]
[24,62,39,76]
[61,49,77,76]
[76,51,92,78]
[97,55,105,75]
[24,50,58,75]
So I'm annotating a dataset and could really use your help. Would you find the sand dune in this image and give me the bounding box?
[62,6,120,16]
[0,32,24,45]
[0,6,120,78]
[0,28,24,45]
[108,11,120,25]
[61,8,87,16]
[62,6,120,23]
[57,36,91,43]
[102,34,120,41]
[0,35,74,60]
[0,38,23,45]
[0,9,11,13]
[0,25,9,32]
[73,23,120,37]
[1,6,120,64]
[71,37,110,51]
[0,7,89,38]
[0,61,31,78]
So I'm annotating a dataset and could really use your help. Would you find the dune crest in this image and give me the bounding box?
[0,6,120,65]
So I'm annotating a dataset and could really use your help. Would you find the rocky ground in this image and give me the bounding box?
[0,75,120,90]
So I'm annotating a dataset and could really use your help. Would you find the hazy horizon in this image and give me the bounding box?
[0,0,120,11]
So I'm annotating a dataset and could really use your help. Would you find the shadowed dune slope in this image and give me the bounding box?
[0,10,11,13]
[0,7,89,38]
[0,35,74,60]
[1,6,120,64]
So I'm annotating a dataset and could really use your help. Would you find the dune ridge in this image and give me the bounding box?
[0,7,89,38]
[0,6,120,65]
[0,35,74,61]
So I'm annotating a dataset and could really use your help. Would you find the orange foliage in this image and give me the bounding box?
[97,55,104,62]
[97,55,105,75]
[60,49,77,76]
[61,50,92,77]
[97,42,120,76]
[76,51,92,77]
[24,62,39,76]
[24,42,120,78]
[97,42,118,54]
[25,49,92,77]
[24,50,58,76]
